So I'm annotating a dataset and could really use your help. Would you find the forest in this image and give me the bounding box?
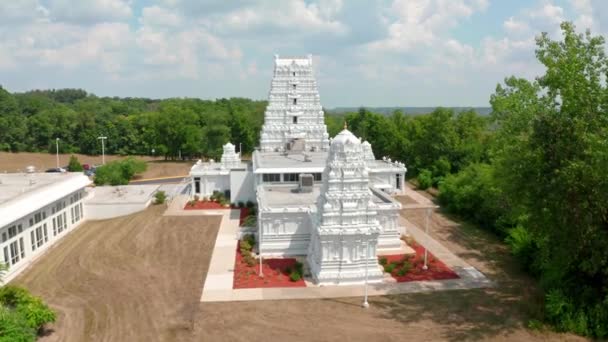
[0,22,606,337]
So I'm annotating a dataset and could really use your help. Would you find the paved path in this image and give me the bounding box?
[198,204,493,303]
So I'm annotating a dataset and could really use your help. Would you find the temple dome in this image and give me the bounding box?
[331,128,360,146]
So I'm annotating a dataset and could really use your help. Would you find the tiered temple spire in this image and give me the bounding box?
[307,128,384,284]
[259,55,330,152]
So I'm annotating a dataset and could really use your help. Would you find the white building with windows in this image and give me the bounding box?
[191,55,410,284]
[0,172,90,282]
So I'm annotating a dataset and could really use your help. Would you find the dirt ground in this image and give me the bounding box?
[13,190,586,341]
[0,152,192,180]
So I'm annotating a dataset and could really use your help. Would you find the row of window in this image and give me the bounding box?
[1,191,85,268]
[262,173,322,183]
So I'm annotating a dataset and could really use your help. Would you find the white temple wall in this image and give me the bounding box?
[191,174,230,198]
[258,211,312,256]
[230,170,255,204]
[376,207,404,253]
[370,171,406,195]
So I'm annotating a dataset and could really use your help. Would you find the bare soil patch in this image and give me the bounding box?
[12,186,586,341]
[0,152,192,179]
[13,205,221,342]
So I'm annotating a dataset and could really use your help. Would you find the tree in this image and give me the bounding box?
[490,22,608,337]
[67,155,83,172]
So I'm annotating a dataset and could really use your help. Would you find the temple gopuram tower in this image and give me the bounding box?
[307,127,384,285]
[259,55,330,152]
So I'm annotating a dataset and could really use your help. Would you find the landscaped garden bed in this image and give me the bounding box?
[379,240,459,282]
[233,236,306,289]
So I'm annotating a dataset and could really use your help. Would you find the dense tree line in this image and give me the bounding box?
[334,23,608,337]
[0,89,266,160]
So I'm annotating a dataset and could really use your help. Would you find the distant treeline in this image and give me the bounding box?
[327,106,492,116]
[0,88,267,159]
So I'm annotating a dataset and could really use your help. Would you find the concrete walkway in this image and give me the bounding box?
[198,202,493,303]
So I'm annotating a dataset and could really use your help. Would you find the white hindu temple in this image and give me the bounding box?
[190,55,410,285]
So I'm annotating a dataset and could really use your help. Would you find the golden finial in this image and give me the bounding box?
[344,121,348,130]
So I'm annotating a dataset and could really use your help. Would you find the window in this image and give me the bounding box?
[35,226,44,247]
[283,173,300,182]
[293,98,297,105]
[1,232,6,243]
[3,247,8,266]
[52,218,57,236]
[43,224,48,242]
[34,213,41,223]
[293,116,298,124]
[79,203,83,218]
[31,231,36,251]
[314,173,322,181]
[42,211,46,220]
[262,174,281,183]
[292,84,296,90]
[29,218,33,227]
[8,226,16,239]
[396,173,402,190]
[63,213,67,229]
[9,240,20,265]
[17,224,22,234]
[292,71,296,76]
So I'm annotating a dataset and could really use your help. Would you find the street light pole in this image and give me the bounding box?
[55,138,60,169]
[98,136,107,165]
[423,208,430,270]
[362,238,370,308]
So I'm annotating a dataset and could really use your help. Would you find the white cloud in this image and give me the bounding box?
[140,5,181,27]
[204,0,347,36]
[47,0,133,24]
[367,0,489,52]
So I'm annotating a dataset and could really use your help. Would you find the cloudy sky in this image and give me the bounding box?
[0,0,606,107]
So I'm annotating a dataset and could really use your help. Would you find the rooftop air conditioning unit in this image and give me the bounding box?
[299,173,314,193]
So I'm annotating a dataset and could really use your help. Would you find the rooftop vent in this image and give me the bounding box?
[299,173,314,193]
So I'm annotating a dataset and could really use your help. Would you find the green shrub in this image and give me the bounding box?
[384,263,396,274]
[240,240,252,252]
[289,271,302,282]
[417,169,433,190]
[379,257,388,266]
[396,267,408,277]
[0,286,55,331]
[294,261,304,275]
[249,206,257,216]
[93,157,147,186]
[400,261,412,274]
[244,255,256,267]
[246,201,254,208]
[505,225,540,274]
[243,215,257,227]
[67,155,83,172]
[0,305,35,342]
[238,201,244,208]
[244,234,255,247]
[154,191,167,205]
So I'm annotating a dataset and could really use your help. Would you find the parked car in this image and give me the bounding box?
[45,167,66,173]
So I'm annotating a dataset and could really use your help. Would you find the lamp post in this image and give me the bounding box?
[55,138,60,169]
[362,238,370,309]
[258,213,263,278]
[98,136,107,165]
[422,208,430,270]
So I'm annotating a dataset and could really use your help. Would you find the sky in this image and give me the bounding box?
[0,0,607,108]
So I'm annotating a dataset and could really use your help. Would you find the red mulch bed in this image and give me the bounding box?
[184,201,231,210]
[233,242,306,289]
[380,242,460,282]
[238,208,249,226]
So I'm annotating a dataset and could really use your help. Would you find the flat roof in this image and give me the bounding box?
[87,185,160,205]
[258,184,321,208]
[0,173,91,227]
[190,162,248,175]
[253,151,327,174]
